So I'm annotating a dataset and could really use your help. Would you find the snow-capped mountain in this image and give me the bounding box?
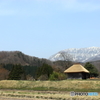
[49,47,100,62]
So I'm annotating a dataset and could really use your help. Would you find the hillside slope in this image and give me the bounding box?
[0,51,52,66]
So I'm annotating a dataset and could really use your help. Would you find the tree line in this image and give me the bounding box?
[0,62,99,80]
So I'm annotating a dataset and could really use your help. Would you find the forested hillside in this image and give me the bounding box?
[0,51,52,66]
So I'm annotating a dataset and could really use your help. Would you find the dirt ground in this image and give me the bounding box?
[0,89,69,100]
[0,97,50,100]
[0,89,100,100]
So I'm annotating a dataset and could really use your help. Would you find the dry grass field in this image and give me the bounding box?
[0,80,100,100]
[0,80,100,91]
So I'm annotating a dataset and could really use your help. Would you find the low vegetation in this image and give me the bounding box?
[0,80,100,100]
[49,71,66,80]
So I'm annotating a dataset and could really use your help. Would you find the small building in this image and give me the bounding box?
[64,63,89,79]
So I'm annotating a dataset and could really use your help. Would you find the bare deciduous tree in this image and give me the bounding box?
[59,51,73,61]
[54,51,73,70]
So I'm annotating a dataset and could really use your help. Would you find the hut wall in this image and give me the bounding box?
[67,72,82,79]
[82,72,89,79]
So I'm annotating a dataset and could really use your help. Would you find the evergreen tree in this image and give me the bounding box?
[84,62,99,77]
[8,64,26,80]
[36,63,53,79]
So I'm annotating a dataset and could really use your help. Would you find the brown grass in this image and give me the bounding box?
[0,80,100,91]
[0,80,100,100]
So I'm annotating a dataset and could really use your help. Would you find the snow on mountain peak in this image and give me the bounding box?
[49,47,100,62]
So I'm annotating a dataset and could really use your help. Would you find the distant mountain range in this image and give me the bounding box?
[49,47,100,62]
[0,47,100,64]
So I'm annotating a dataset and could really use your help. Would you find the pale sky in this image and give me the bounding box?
[0,0,100,58]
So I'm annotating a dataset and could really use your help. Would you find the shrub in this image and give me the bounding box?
[38,74,48,80]
[49,71,66,81]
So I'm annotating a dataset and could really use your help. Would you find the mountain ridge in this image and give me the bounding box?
[49,47,100,62]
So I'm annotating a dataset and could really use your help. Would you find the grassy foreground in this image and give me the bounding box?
[0,80,100,91]
[0,80,100,100]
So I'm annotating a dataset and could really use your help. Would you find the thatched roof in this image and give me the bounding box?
[64,63,89,73]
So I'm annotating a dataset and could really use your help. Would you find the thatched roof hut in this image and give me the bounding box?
[64,63,89,79]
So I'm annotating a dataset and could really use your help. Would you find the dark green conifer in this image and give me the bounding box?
[36,63,53,79]
[8,64,26,80]
[84,62,99,77]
